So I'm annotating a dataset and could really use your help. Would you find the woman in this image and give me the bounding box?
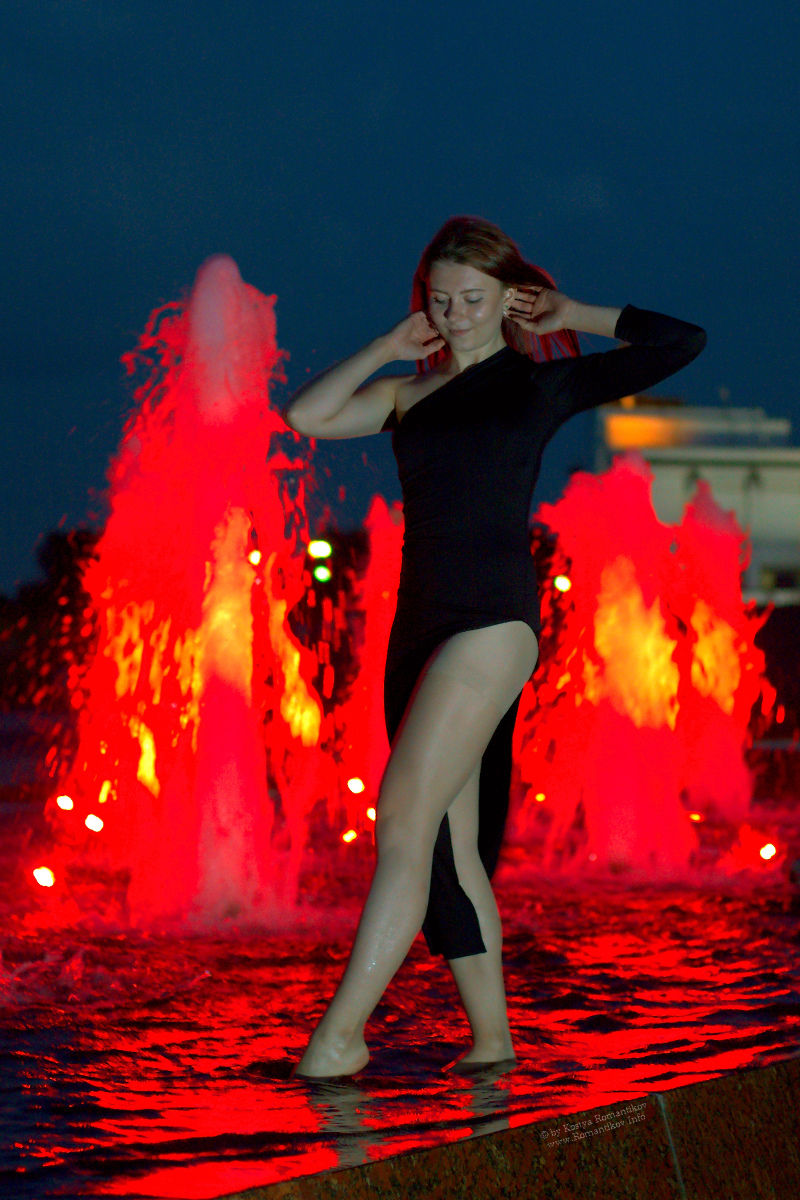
[284,216,706,1078]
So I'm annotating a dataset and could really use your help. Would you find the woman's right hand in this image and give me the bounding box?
[384,311,446,361]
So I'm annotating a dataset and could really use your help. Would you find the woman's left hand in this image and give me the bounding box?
[506,286,575,335]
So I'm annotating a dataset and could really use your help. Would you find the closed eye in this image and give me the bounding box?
[429,296,483,305]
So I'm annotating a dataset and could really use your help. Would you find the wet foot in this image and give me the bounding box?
[291,1031,370,1080]
[443,1040,517,1074]
[444,1054,518,1076]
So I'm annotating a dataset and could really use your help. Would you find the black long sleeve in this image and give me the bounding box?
[531,304,707,428]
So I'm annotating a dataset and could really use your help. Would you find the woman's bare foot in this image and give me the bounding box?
[443,1037,517,1074]
[291,1029,370,1079]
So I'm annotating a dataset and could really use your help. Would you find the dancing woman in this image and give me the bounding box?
[284,216,706,1077]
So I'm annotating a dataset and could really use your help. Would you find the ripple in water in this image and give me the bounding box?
[2,874,800,1199]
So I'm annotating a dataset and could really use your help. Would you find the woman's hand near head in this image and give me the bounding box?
[507,287,622,340]
[384,311,446,361]
[506,286,575,336]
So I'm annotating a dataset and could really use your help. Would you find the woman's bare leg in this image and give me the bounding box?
[294,621,538,1078]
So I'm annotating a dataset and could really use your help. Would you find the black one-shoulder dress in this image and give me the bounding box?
[379,305,706,959]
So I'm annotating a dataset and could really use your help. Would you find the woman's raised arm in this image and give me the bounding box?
[508,287,706,421]
[283,313,445,440]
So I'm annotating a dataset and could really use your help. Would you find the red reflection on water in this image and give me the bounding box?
[4,879,798,1197]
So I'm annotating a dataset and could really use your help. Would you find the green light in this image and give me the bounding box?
[554,575,572,592]
[308,540,332,559]
[313,565,332,582]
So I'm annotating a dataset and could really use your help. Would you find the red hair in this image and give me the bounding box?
[411,215,581,373]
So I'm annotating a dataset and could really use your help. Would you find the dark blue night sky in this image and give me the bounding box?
[1,0,797,592]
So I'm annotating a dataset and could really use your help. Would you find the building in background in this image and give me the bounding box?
[595,395,800,606]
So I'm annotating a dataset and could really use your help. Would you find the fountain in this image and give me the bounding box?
[6,262,797,1199]
[24,262,785,938]
[509,454,779,880]
[37,256,326,928]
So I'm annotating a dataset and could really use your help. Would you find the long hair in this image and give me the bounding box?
[411,215,581,373]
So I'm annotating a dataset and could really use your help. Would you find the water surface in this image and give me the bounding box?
[3,858,799,1200]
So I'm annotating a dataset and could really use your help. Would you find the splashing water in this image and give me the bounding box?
[7,271,795,1199]
[26,263,786,935]
[509,454,779,881]
[40,256,328,929]
[332,495,403,817]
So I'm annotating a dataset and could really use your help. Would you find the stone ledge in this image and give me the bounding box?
[219,1053,800,1200]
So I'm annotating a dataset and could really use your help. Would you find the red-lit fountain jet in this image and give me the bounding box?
[42,256,331,927]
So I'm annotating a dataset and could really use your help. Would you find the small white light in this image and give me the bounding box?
[247,549,262,566]
[347,777,365,794]
[366,807,376,821]
[85,814,104,832]
[313,565,332,582]
[33,867,55,887]
[308,540,332,559]
[342,829,357,844]
[553,575,572,592]
[56,794,74,811]
[760,843,776,860]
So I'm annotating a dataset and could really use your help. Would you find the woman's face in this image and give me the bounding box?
[426,260,512,353]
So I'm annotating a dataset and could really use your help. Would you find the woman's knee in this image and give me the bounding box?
[374,800,437,865]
